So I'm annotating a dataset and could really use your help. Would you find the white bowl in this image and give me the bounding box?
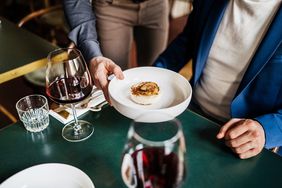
[108,67,192,122]
[0,163,95,188]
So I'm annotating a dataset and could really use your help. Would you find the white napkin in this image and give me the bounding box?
[49,89,106,124]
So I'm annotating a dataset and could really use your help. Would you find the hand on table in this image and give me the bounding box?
[217,118,265,159]
[89,56,124,104]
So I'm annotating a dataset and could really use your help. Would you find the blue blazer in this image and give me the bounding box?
[154,0,282,149]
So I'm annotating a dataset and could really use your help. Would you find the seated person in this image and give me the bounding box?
[82,0,282,159]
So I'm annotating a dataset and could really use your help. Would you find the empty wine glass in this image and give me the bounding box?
[46,48,94,142]
[121,112,186,188]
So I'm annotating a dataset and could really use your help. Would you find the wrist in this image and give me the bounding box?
[89,56,103,64]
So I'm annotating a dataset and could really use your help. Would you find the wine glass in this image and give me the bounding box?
[121,112,186,188]
[46,48,94,142]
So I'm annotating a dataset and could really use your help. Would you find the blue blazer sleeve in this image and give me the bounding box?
[63,0,102,62]
[153,0,205,72]
[255,109,282,149]
[232,44,282,149]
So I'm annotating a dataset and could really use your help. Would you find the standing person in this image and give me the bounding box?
[63,0,169,71]
[63,0,124,101]
[89,0,282,159]
[93,0,169,70]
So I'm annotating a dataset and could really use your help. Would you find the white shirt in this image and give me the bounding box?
[193,0,281,122]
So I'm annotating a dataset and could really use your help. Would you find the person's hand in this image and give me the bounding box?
[89,56,124,103]
[216,118,265,159]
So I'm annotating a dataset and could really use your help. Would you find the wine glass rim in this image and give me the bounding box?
[130,114,183,147]
[47,48,83,63]
[16,94,48,112]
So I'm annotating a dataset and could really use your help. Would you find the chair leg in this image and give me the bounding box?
[0,104,17,123]
[272,147,279,153]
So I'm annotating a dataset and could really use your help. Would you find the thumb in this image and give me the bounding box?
[216,118,241,139]
[108,62,124,80]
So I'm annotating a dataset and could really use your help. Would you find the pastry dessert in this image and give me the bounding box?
[130,81,160,105]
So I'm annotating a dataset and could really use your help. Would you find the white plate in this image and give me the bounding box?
[108,66,192,122]
[0,163,95,188]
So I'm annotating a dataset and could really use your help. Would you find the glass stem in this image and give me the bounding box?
[71,104,81,135]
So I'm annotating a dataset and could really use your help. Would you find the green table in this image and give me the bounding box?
[0,107,281,187]
[0,17,56,83]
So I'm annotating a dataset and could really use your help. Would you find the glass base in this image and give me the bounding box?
[62,120,94,142]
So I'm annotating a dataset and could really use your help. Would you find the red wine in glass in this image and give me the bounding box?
[47,77,92,104]
[130,147,185,188]
[121,113,186,188]
[46,48,94,142]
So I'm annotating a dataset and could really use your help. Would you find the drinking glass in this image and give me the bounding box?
[16,94,49,132]
[121,112,186,188]
[46,48,94,142]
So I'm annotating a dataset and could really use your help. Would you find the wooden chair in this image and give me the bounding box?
[0,104,17,127]
[17,4,70,47]
[17,4,72,87]
[28,0,52,12]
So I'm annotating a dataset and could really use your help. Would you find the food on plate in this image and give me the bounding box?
[130,81,160,105]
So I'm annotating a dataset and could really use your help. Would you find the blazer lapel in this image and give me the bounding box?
[234,5,282,98]
[193,0,229,86]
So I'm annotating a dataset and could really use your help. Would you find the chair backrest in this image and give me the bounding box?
[18,5,62,27]
[17,4,70,47]
[28,0,60,12]
[17,3,73,88]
